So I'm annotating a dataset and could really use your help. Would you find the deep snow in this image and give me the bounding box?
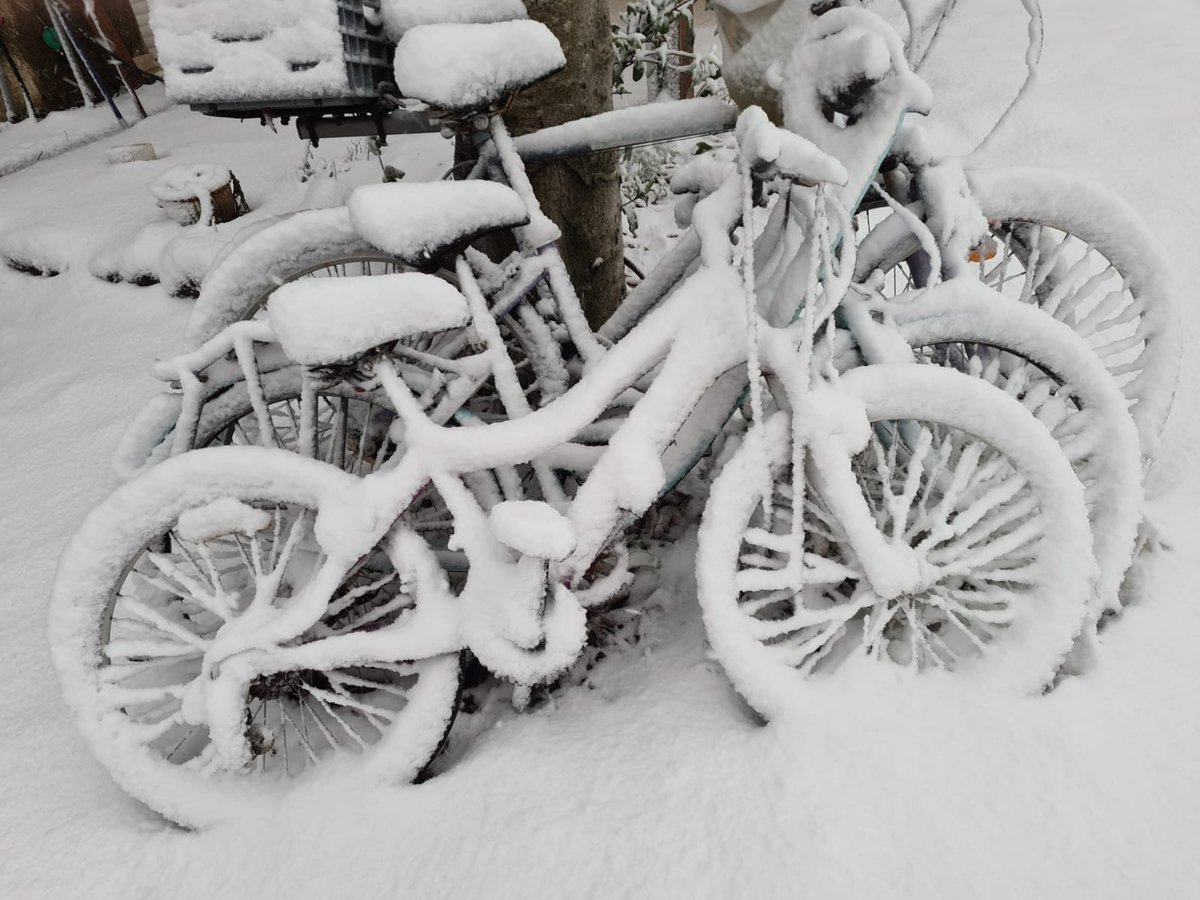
[0,86,174,179]
[2,1,1200,897]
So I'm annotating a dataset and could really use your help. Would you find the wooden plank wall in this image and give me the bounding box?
[0,0,146,120]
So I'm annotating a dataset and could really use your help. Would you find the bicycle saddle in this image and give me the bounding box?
[381,0,529,37]
[348,181,529,267]
[394,20,566,112]
[268,272,470,367]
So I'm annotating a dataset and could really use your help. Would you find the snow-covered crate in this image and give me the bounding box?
[152,0,394,115]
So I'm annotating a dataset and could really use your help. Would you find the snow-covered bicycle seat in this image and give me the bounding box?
[348,181,530,266]
[268,272,470,366]
[380,0,530,38]
[394,20,566,112]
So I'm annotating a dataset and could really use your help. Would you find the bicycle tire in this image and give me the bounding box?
[854,165,1180,459]
[184,207,399,352]
[50,447,463,829]
[880,281,1142,614]
[697,365,1096,719]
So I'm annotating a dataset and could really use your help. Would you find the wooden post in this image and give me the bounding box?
[151,166,250,227]
[677,13,694,100]
[66,0,146,84]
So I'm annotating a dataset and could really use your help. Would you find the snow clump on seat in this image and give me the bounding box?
[394,20,566,111]
[380,0,528,38]
[348,181,529,265]
[268,273,470,366]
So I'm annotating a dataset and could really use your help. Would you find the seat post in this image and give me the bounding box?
[488,115,563,251]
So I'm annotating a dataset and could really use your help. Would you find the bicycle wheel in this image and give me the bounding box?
[50,448,462,829]
[184,208,404,351]
[867,282,1142,614]
[697,365,1096,719]
[182,207,569,405]
[854,166,1180,457]
[114,368,393,482]
[192,374,398,474]
[108,202,572,488]
[116,297,566,483]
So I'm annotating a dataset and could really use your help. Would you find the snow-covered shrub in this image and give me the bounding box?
[620,142,681,236]
[612,0,724,99]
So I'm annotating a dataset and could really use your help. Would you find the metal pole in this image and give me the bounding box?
[59,0,147,118]
[0,53,15,122]
[0,18,40,120]
[48,1,126,127]
[45,0,97,107]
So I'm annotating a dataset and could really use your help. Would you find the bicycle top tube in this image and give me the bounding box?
[511,98,739,163]
[393,263,746,478]
[295,96,739,159]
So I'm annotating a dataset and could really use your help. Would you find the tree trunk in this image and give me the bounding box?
[506,0,624,328]
[677,15,694,100]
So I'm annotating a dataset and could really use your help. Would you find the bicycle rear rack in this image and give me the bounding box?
[155,0,394,121]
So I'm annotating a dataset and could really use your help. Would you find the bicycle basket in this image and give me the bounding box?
[152,0,394,115]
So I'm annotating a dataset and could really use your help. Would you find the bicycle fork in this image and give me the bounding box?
[764,330,933,602]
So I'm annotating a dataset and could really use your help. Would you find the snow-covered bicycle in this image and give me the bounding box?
[113,4,1148,619]
[51,7,1142,828]
[114,1,1175,491]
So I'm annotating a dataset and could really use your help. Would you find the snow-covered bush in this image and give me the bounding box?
[612,0,724,99]
[620,143,681,236]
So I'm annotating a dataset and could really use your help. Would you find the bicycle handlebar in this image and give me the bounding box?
[296,97,740,162]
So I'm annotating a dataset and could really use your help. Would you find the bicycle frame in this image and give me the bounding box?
[199,99,935,731]
[142,7,1043,772]
[154,6,940,579]
[197,248,928,739]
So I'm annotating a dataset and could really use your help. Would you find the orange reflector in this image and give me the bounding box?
[968,236,999,264]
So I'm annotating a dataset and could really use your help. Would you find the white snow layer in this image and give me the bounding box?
[268,271,470,365]
[151,0,350,102]
[381,0,528,38]
[148,164,232,202]
[488,501,576,560]
[3,0,1200,897]
[175,497,273,542]
[394,20,565,110]
[0,86,174,178]
[348,181,529,262]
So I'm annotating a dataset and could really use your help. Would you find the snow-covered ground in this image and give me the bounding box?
[0,86,174,179]
[3,1,1199,896]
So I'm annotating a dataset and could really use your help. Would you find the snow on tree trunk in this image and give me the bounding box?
[650,14,695,101]
[506,0,624,328]
[677,15,695,100]
[650,19,680,101]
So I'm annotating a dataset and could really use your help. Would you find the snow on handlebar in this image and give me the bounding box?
[737,106,849,187]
